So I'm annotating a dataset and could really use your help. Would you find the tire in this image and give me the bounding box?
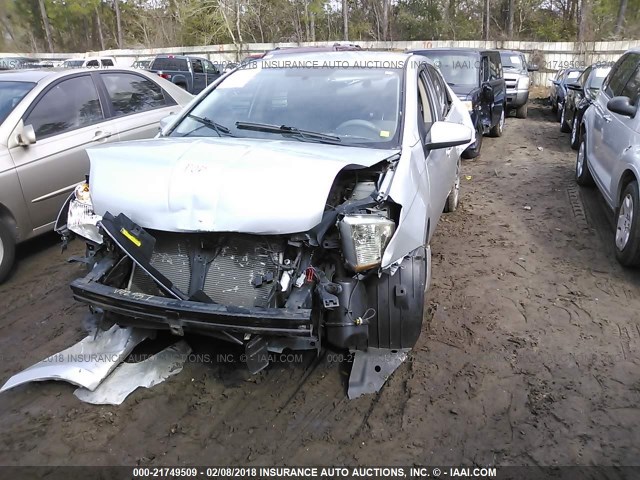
[615,181,640,267]
[489,106,505,137]
[0,221,16,284]
[560,105,571,132]
[365,246,428,349]
[556,101,564,122]
[551,97,557,113]
[444,161,460,213]
[570,115,580,150]
[516,103,528,119]
[176,83,187,90]
[461,127,482,159]
[575,133,595,187]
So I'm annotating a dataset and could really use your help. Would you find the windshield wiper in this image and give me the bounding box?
[235,121,341,144]
[184,114,232,137]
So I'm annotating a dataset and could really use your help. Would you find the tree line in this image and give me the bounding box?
[0,0,638,54]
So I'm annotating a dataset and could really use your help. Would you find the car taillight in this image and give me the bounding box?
[157,72,171,79]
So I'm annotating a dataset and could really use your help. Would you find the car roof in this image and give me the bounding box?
[410,48,483,55]
[259,50,412,64]
[154,54,205,60]
[267,44,362,55]
[0,69,56,82]
[499,50,524,56]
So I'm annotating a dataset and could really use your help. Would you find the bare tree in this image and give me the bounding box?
[343,0,349,40]
[484,0,490,40]
[95,4,105,50]
[613,0,628,37]
[38,0,54,52]
[507,0,515,37]
[577,0,589,41]
[114,0,123,47]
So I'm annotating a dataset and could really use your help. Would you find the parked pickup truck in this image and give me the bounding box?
[148,55,223,94]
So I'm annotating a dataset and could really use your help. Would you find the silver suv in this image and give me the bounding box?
[576,49,640,266]
[500,50,537,118]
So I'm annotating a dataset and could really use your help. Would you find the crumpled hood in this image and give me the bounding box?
[89,137,398,234]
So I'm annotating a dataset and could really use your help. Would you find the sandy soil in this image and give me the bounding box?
[0,102,639,467]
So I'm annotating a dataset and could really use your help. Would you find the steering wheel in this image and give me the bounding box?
[335,119,380,138]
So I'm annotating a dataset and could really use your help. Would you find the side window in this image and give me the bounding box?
[481,57,490,83]
[577,67,591,86]
[100,73,167,116]
[101,59,114,67]
[25,75,104,139]
[621,66,640,105]
[86,59,99,68]
[426,66,449,118]
[192,59,204,74]
[417,71,435,140]
[204,60,219,74]
[604,54,640,97]
[489,54,500,80]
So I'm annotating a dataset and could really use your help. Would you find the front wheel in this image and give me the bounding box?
[516,103,528,119]
[615,181,640,267]
[461,127,482,159]
[560,106,571,132]
[570,116,580,150]
[444,161,460,212]
[575,134,595,187]
[489,107,505,137]
[0,221,16,284]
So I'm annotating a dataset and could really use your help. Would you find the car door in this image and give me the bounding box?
[488,52,505,125]
[567,67,590,126]
[418,69,449,223]
[191,59,207,94]
[479,55,492,129]
[97,71,181,141]
[9,74,118,230]
[591,53,640,202]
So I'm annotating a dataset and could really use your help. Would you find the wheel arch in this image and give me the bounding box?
[616,169,639,208]
[0,203,19,241]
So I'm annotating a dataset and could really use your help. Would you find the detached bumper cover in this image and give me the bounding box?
[70,278,313,337]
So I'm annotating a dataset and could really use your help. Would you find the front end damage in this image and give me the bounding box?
[57,155,429,393]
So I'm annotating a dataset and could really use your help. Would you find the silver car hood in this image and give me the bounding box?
[89,137,399,234]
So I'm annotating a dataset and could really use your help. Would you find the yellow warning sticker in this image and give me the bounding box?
[120,228,142,247]
[380,130,390,138]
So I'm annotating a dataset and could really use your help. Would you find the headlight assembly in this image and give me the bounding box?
[339,215,396,272]
[67,183,103,244]
[462,100,474,111]
[517,77,529,90]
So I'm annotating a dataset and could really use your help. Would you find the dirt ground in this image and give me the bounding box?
[1,101,639,467]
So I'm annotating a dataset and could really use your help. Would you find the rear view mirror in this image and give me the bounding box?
[425,121,473,150]
[551,80,560,85]
[607,96,637,118]
[527,65,539,72]
[17,124,36,146]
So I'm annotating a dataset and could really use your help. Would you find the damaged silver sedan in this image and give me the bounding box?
[55,52,474,390]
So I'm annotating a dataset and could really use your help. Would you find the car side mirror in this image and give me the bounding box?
[17,124,36,146]
[607,96,637,118]
[425,121,473,150]
[551,80,560,85]
[567,82,583,92]
[527,65,539,72]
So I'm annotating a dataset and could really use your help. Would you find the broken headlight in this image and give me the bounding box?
[339,215,395,272]
[67,183,103,244]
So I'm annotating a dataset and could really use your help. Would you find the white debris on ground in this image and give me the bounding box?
[0,326,148,393]
[74,340,191,405]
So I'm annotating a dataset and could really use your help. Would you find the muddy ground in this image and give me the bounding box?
[0,101,639,467]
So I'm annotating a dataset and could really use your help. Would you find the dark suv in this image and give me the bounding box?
[411,48,506,158]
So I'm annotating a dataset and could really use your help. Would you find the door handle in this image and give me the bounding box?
[446,147,453,155]
[93,131,112,142]
[603,114,612,123]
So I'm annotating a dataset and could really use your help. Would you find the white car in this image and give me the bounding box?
[62,57,118,68]
[56,52,473,385]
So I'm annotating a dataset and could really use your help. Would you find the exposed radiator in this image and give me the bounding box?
[129,234,281,308]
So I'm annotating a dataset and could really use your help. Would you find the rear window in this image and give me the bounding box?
[63,60,84,68]
[0,81,35,124]
[151,57,189,71]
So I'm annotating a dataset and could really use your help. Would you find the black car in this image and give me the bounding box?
[148,55,222,94]
[560,64,612,149]
[550,67,584,120]
[411,48,506,158]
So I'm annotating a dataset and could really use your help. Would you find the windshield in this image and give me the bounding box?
[63,60,84,68]
[419,52,479,86]
[0,81,35,124]
[587,67,610,90]
[169,63,403,148]
[501,53,526,72]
